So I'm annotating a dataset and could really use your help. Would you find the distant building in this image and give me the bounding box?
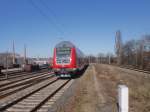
[0,52,52,69]
[33,58,49,65]
[0,52,36,68]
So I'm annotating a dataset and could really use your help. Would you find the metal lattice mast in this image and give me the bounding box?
[115,30,123,65]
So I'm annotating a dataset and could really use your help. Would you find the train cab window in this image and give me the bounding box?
[56,48,71,57]
[56,47,71,64]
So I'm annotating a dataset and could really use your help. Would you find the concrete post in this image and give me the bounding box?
[118,85,129,112]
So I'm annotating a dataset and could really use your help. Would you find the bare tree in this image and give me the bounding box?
[123,40,137,65]
[141,35,150,69]
[97,53,104,64]
[121,35,150,70]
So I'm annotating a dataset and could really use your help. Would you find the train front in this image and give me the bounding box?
[52,41,77,77]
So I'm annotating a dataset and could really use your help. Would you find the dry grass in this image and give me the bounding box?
[59,64,150,112]
[71,65,118,112]
[95,64,150,112]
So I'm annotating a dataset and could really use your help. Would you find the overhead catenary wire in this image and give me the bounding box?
[39,0,65,29]
[28,0,65,36]
[38,0,66,41]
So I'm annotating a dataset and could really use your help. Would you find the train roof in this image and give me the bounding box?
[55,41,85,57]
[76,48,85,57]
[55,41,75,48]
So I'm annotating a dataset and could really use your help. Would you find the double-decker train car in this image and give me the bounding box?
[52,41,86,77]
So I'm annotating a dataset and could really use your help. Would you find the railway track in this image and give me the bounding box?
[0,71,52,87]
[0,77,73,112]
[0,71,51,88]
[0,69,48,81]
[1,68,23,76]
[0,73,54,99]
[0,72,52,90]
[0,71,25,79]
[119,65,150,74]
[110,64,150,74]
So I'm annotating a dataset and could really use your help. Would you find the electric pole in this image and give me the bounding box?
[5,51,8,79]
[24,44,27,65]
[108,54,111,64]
[115,30,123,65]
[141,42,144,69]
[135,42,138,67]
[12,41,16,65]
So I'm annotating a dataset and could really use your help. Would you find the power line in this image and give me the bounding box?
[39,0,61,24]
[28,0,65,36]
[39,0,67,41]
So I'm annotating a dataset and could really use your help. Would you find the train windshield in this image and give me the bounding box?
[56,47,71,57]
[56,47,71,64]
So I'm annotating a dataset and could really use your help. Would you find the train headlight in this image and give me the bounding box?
[70,58,72,61]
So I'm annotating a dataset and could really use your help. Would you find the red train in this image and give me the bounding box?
[52,41,86,77]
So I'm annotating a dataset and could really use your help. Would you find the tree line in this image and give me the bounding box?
[86,31,150,70]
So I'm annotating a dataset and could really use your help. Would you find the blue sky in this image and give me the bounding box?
[0,0,150,57]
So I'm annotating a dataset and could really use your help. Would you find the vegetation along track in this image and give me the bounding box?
[0,78,72,112]
[0,73,54,99]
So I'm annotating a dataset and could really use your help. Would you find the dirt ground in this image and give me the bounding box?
[63,64,150,112]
